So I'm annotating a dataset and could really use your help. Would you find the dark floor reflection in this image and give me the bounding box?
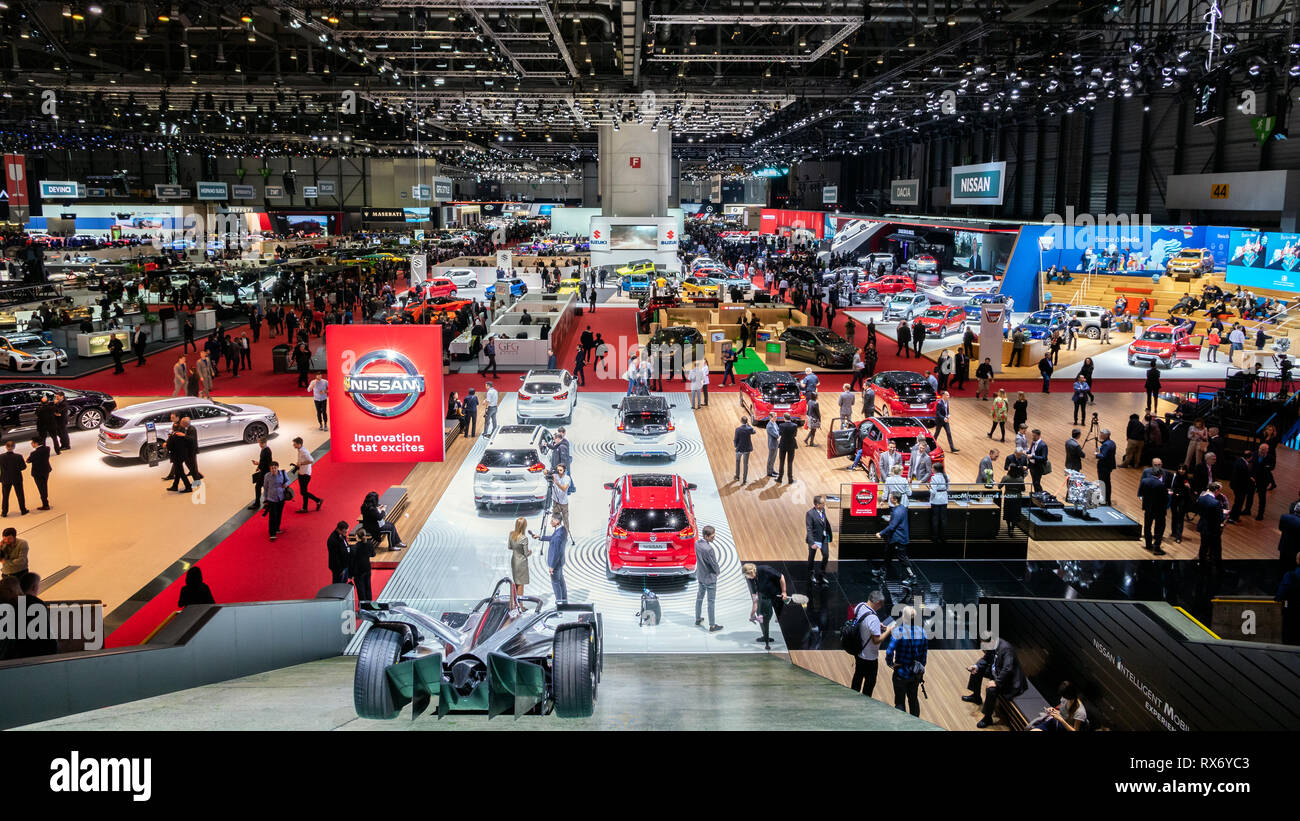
[769,559,1284,652]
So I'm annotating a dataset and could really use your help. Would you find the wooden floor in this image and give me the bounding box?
[790,649,1011,731]
[374,432,474,564]
[695,389,1297,563]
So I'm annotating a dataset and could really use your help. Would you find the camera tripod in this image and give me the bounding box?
[1082,411,1101,448]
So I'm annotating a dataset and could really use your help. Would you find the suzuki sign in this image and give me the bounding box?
[326,325,445,463]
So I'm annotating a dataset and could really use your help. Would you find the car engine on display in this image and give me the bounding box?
[354,579,602,720]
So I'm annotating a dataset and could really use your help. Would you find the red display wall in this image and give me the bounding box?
[758,208,826,238]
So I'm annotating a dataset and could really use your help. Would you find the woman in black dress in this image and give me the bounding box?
[1012,391,1029,432]
[1079,357,1096,404]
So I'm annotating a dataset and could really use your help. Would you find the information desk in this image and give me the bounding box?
[836,482,1029,560]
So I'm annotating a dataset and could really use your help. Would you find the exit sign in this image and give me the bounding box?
[629,156,641,168]
[1211,183,1230,200]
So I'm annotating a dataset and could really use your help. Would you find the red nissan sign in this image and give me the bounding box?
[4,154,28,208]
[326,325,444,463]
[849,483,879,516]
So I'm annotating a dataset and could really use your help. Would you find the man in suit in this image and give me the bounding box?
[25,438,51,510]
[0,441,29,517]
[776,413,799,484]
[327,520,351,584]
[1138,463,1171,555]
[933,391,959,452]
[1253,443,1276,521]
[861,384,876,418]
[977,448,999,484]
[461,389,479,438]
[50,393,71,453]
[764,416,780,478]
[908,441,934,484]
[805,495,833,585]
[1027,429,1049,493]
[1037,353,1054,393]
[34,395,58,454]
[1196,483,1226,565]
[181,416,202,482]
[166,424,193,493]
[1228,450,1255,522]
[1064,428,1085,472]
[133,324,148,366]
[529,513,568,603]
[733,416,755,484]
[877,491,912,581]
[249,435,272,511]
[837,384,856,425]
[1191,451,1218,494]
[693,525,723,632]
[962,638,1028,728]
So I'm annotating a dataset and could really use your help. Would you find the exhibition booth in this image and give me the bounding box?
[645,303,811,369]
[473,292,578,369]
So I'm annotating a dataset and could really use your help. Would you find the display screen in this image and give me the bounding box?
[403,207,430,223]
[86,330,130,357]
[276,213,334,236]
[610,224,658,250]
[1225,229,1300,292]
[766,341,781,353]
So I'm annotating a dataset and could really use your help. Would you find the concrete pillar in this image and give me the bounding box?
[598,123,671,217]
[582,161,599,207]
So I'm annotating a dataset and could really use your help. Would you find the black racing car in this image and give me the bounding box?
[0,382,117,440]
[780,326,856,369]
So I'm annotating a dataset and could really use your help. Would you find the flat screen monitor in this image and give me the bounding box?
[610,224,658,250]
[1224,229,1300,292]
[757,331,772,342]
[765,341,781,353]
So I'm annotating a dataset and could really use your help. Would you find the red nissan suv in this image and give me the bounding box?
[603,473,699,580]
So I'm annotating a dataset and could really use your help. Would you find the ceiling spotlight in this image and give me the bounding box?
[239,9,253,24]
[1222,41,1236,54]
[689,33,696,47]
[1248,62,1262,76]
[290,16,302,29]
[946,14,957,26]
[61,4,71,17]
[907,35,916,48]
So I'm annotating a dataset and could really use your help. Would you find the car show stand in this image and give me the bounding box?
[835,486,1030,560]
[1017,505,1142,541]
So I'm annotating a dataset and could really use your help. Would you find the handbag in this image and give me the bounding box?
[281,472,295,501]
[1041,459,1053,475]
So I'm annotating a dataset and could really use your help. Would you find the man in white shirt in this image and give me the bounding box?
[699,358,710,406]
[483,382,499,437]
[1228,326,1246,363]
[291,436,323,513]
[308,373,329,430]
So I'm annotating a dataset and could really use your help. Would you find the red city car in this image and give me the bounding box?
[603,473,699,579]
[916,305,966,337]
[826,416,945,480]
[739,371,808,424]
[856,274,916,301]
[868,370,939,417]
[1127,320,1201,368]
[420,277,459,299]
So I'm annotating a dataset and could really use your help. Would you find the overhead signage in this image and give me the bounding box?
[409,253,428,285]
[588,220,609,250]
[327,325,444,463]
[657,222,679,251]
[822,185,838,205]
[495,250,512,271]
[231,184,256,199]
[5,155,29,209]
[303,185,319,199]
[41,180,80,199]
[849,483,879,517]
[316,180,337,197]
[1167,170,1295,211]
[950,161,1007,205]
[86,187,107,198]
[264,185,285,198]
[629,156,641,168]
[196,181,228,201]
[412,184,431,200]
[432,177,453,201]
[361,207,405,222]
[154,183,182,200]
[413,229,425,242]
[753,166,789,178]
[890,178,921,206]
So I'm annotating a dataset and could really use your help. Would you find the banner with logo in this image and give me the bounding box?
[326,325,444,463]
[849,483,879,517]
[432,177,453,201]
[154,183,182,200]
[495,250,513,271]
[980,305,1007,373]
[317,180,337,197]
[231,184,256,199]
[197,181,228,201]
[822,185,838,205]
[950,161,1007,206]
[4,155,29,208]
[890,178,920,206]
[264,185,285,198]
[40,181,80,199]
[588,219,610,250]
[409,253,428,286]
[657,222,679,251]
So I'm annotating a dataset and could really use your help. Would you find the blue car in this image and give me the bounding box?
[1015,309,1069,340]
[963,293,1016,324]
[485,278,528,300]
[621,273,651,295]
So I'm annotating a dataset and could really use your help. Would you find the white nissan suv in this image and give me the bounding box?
[473,425,554,510]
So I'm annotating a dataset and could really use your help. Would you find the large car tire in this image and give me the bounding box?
[242,422,268,443]
[951,286,963,296]
[865,289,879,300]
[7,358,17,371]
[866,461,879,482]
[353,626,404,720]
[77,407,105,430]
[1085,327,1101,339]
[552,624,596,718]
[816,352,829,368]
[468,280,478,289]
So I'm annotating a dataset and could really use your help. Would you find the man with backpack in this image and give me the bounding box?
[846,590,893,697]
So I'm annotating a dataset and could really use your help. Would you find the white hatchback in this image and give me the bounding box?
[516,369,578,423]
[442,268,480,289]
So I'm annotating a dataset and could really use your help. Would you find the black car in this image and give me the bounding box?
[0,382,117,440]
[780,326,856,369]
[648,326,707,361]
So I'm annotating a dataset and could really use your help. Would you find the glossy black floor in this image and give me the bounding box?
[770,558,1289,652]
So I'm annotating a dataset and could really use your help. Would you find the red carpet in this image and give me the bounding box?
[106,452,411,647]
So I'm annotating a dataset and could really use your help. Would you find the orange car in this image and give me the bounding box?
[394,295,473,323]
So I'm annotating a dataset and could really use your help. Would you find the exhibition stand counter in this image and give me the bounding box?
[836,482,1029,559]
[477,293,577,369]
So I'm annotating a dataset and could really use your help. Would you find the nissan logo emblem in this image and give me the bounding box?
[344,349,426,418]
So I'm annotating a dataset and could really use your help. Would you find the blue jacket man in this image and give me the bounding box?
[877,493,911,580]
[461,390,479,438]
[531,514,568,603]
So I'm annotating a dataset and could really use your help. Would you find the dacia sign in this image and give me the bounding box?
[39,180,79,199]
[196,181,228,201]
[950,162,1006,206]
[890,178,920,206]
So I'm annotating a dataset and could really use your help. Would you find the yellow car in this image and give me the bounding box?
[616,259,656,277]
[557,277,582,294]
[680,276,721,297]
